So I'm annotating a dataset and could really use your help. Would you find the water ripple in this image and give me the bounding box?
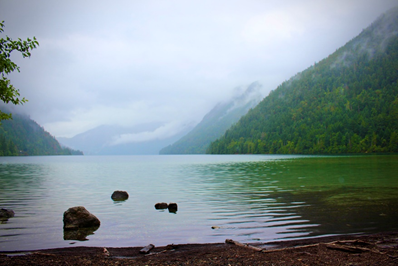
[0,155,397,251]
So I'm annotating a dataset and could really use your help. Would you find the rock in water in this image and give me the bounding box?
[111,190,129,201]
[155,202,168,209]
[168,203,178,213]
[63,206,100,230]
[0,208,14,219]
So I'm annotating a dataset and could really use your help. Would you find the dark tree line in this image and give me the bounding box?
[0,113,83,156]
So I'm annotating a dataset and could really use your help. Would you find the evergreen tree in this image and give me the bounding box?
[207,8,398,155]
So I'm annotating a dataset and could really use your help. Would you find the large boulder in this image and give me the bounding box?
[0,208,14,219]
[63,206,100,230]
[111,190,129,201]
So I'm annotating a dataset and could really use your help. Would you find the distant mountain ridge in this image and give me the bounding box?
[58,82,263,155]
[57,122,193,155]
[160,82,263,154]
[207,7,398,154]
[0,113,82,156]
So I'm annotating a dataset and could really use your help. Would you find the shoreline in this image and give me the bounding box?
[1,231,398,265]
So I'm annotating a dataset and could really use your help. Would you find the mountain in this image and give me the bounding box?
[207,7,398,155]
[57,122,193,155]
[160,82,263,154]
[0,113,83,156]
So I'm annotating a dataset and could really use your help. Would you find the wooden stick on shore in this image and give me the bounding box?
[226,239,383,255]
[325,243,384,254]
[261,243,320,253]
[225,239,263,252]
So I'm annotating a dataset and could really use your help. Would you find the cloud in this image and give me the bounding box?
[242,10,305,45]
[109,121,190,145]
[0,0,396,139]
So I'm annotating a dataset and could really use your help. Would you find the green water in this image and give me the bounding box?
[0,154,397,251]
[187,155,398,237]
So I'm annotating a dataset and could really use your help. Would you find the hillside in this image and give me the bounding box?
[160,82,263,154]
[207,8,398,154]
[0,113,83,156]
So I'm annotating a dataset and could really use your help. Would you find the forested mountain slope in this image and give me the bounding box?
[160,82,263,154]
[0,113,82,156]
[207,8,398,154]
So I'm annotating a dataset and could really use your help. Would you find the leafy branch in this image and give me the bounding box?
[0,20,39,120]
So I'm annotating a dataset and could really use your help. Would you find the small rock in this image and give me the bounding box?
[155,202,168,209]
[103,248,110,257]
[63,206,100,230]
[166,244,178,250]
[0,208,15,219]
[168,203,178,213]
[140,244,155,254]
[111,190,129,201]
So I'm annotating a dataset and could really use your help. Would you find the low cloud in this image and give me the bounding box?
[109,121,192,146]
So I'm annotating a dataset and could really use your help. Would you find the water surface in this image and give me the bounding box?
[0,154,397,251]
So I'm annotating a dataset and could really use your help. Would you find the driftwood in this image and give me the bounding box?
[260,239,382,254]
[325,241,383,254]
[145,249,169,256]
[330,240,374,246]
[225,239,263,252]
[261,243,320,253]
[140,244,155,254]
[325,243,370,253]
[32,252,57,257]
[145,244,178,256]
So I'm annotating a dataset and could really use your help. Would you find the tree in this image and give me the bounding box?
[0,20,39,121]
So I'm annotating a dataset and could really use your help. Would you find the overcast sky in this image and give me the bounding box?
[0,0,396,139]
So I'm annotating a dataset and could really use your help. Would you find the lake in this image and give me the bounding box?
[0,154,397,251]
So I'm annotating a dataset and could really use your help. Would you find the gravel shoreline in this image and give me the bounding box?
[1,231,398,265]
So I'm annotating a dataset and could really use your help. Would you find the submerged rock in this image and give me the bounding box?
[63,206,100,230]
[111,190,129,201]
[0,208,14,219]
[155,202,168,209]
[168,203,178,213]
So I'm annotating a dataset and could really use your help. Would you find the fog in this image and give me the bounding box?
[0,0,396,140]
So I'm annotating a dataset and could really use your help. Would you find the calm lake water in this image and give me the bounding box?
[0,154,397,251]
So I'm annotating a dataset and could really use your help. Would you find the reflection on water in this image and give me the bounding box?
[63,226,100,241]
[0,155,397,251]
[187,155,398,240]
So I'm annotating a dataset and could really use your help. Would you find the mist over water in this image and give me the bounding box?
[0,155,397,251]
